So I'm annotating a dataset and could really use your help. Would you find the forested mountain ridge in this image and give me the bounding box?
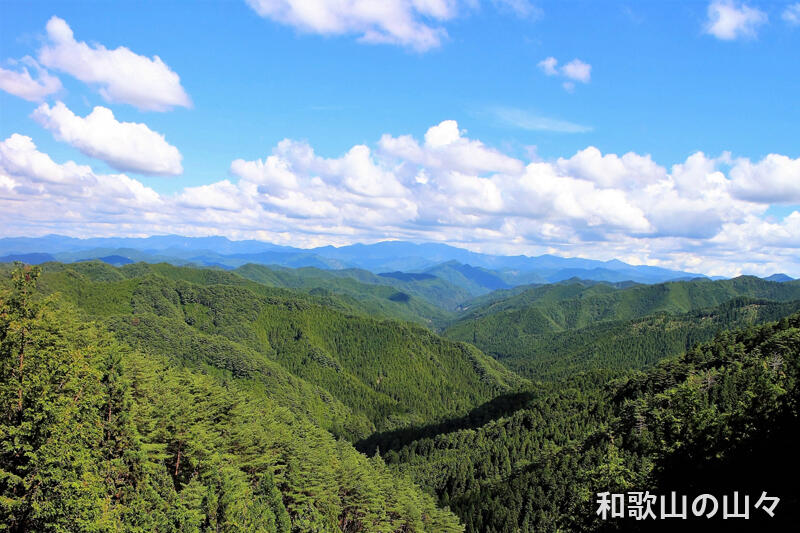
[422,261,512,296]
[4,260,526,437]
[452,275,800,325]
[454,278,640,313]
[445,276,800,380]
[25,260,467,327]
[449,297,800,381]
[235,263,471,308]
[233,263,470,326]
[0,264,464,532]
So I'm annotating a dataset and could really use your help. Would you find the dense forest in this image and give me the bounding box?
[444,277,800,380]
[1,260,798,531]
[0,264,464,531]
[372,313,800,530]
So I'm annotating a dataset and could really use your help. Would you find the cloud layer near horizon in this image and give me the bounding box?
[2,120,799,277]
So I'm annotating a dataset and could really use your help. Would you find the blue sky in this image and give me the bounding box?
[1,0,799,276]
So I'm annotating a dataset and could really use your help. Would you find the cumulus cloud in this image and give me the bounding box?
[638,152,762,239]
[38,17,190,111]
[32,102,183,176]
[556,147,665,189]
[177,180,244,211]
[2,122,800,277]
[704,1,767,40]
[537,56,592,91]
[0,57,62,102]
[245,0,460,51]
[229,138,415,226]
[729,153,800,203]
[378,119,524,175]
[783,3,800,25]
[0,134,162,232]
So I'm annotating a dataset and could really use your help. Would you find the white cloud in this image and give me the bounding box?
[245,0,459,51]
[32,102,183,176]
[561,59,591,83]
[229,137,416,226]
[2,122,800,276]
[783,3,800,25]
[38,17,190,111]
[507,161,652,233]
[177,180,244,211]
[0,57,62,102]
[729,153,800,203]
[556,147,665,189]
[0,134,161,228]
[704,1,767,40]
[537,56,558,76]
[537,56,592,90]
[379,120,524,175]
[424,119,462,146]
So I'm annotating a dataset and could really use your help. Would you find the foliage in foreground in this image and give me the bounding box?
[0,264,463,532]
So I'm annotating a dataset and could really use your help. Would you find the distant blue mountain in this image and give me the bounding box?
[425,261,511,293]
[190,251,349,270]
[73,255,134,266]
[0,252,56,264]
[0,234,707,286]
[96,255,134,266]
[764,273,794,282]
[0,234,287,256]
[378,272,437,282]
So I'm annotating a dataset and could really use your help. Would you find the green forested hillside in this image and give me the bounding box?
[3,260,798,532]
[29,261,363,318]
[452,297,800,380]
[455,278,637,313]
[0,264,464,532]
[236,264,472,309]
[251,300,524,430]
[18,261,526,435]
[423,261,512,296]
[454,276,800,326]
[446,277,800,379]
[377,312,800,531]
[233,263,468,327]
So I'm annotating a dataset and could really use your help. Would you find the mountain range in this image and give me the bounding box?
[2,257,799,531]
[0,234,746,289]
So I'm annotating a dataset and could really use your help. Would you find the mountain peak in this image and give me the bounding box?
[764,273,794,282]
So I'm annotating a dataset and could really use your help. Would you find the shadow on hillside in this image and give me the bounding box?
[355,390,538,455]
